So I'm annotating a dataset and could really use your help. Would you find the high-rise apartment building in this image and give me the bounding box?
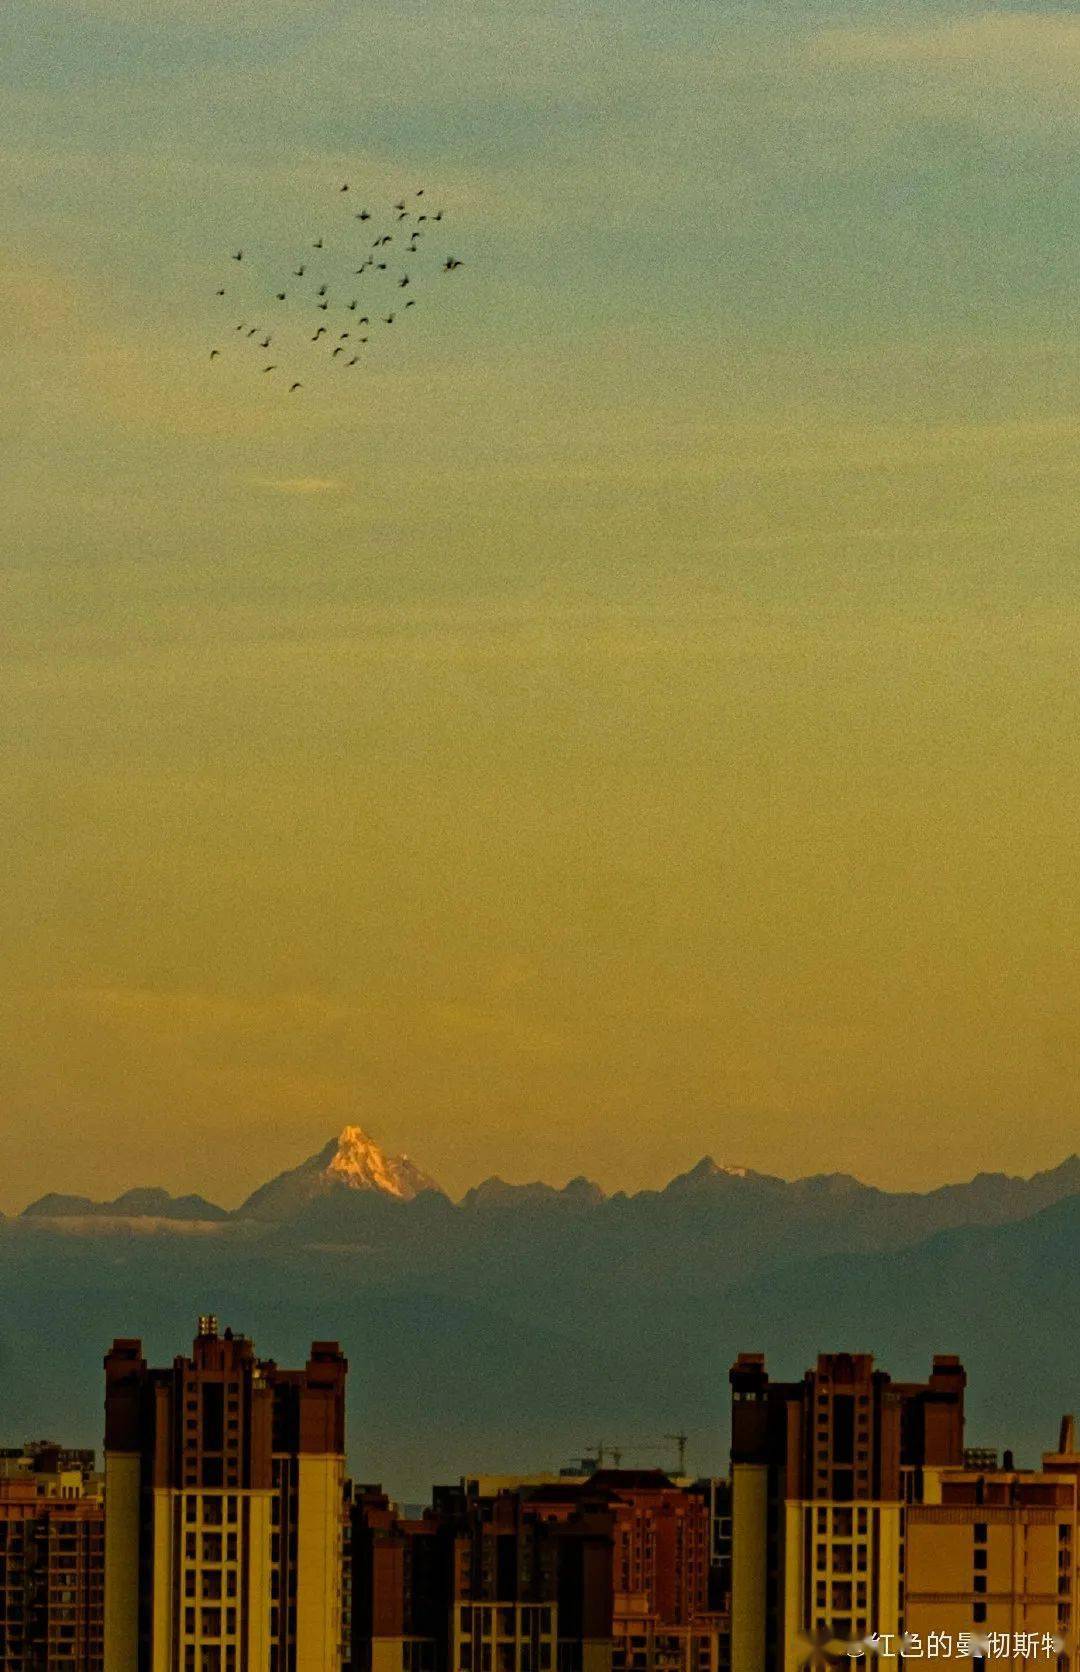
[0,1447,104,1669]
[728,1350,966,1669]
[103,1315,347,1672]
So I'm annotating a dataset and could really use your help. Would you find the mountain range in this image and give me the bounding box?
[2,1125,1079,1497]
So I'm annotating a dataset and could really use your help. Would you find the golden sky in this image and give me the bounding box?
[3,0,1080,1211]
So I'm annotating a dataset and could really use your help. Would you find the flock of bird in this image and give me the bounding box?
[207,183,465,392]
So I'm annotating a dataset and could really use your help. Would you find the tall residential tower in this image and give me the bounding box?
[104,1316,347,1672]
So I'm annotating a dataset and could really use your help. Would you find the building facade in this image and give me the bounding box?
[728,1350,967,1669]
[906,1466,1075,1665]
[351,1473,721,1672]
[103,1315,347,1672]
[0,1449,104,1670]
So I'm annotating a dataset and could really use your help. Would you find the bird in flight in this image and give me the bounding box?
[384,314,395,324]
[311,327,327,340]
[209,349,220,358]
[443,257,463,270]
[317,284,328,296]
[276,291,286,301]
[347,299,358,310]
[416,188,424,196]
[356,210,370,221]
[232,250,243,261]
[347,356,359,366]
[332,346,344,357]
[234,322,245,331]
[313,238,324,248]
[290,382,302,391]
[246,326,258,336]
[340,183,349,192]
[318,301,329,310]
[340,331,350,339]
[260,336,272,348]
[433,211,443,222]
[294,264,306,277]
[216,287,225,296]
[399,275,410,288]
[405,299,416,308]
[262,364,276,372]
[376,262,387,270]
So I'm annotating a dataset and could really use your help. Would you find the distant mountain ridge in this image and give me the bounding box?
[16,1128,1080,1239]
[23,1187,229,1223]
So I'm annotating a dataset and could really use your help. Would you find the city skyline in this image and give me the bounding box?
[7,1330,1080,1667]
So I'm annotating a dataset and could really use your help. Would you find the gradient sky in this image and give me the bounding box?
[3,0,1080,1215]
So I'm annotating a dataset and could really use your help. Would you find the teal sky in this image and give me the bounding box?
[3,0,1080,1213]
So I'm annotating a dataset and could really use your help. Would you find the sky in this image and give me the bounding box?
[3,0,1080,1215]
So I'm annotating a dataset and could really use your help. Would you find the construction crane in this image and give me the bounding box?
[664,1432,689,1475]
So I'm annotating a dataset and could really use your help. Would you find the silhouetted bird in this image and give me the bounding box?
[416,188,424,196]
[405,299,416,307]
[340,183,349,192]
[262,365,276,372]
[233,250,243,260]
[216,288,225,296]
[356,210,370,220]
[294,265,306,276]
[398,275,410,288]
[312,327,327,340]
[209,349,220,358]
[347,300,358,310]
[246,327,258,336]
[443,257,463,270]
[318,285,327,296]
[276,292,286,300]
[290,382,302,391]
[383,314,395,324]
[313,238,323,249]
[433,211,443,222]
[340,331,349,339]
[376,262,387,270]
[332,346,344,356]
[347,356,359,365]
[394,200,406,210]
[260,337,271,348]
[235,323,245,331]
[318,301,329,310]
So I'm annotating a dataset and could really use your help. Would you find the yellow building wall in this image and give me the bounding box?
[247,1489,274,1668]
[906,1510,1072,1666]
[296,1454,344,1670]
[151,1489,176,1671]
[730,1464,768,1672]
[103,1451,141,1672]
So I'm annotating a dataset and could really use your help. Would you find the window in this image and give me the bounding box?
[974,1524,987,1543]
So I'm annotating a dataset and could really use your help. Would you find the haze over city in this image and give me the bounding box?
[5,0,1080,1217]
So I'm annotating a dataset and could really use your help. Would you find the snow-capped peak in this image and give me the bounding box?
[324,1125,438,1200]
